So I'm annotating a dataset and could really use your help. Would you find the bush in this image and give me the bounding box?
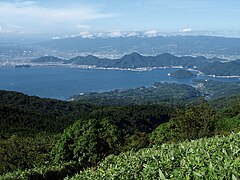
[124,132,150,151]
[150,102,216,145]
[51,118,122,168]
[0,134,54,175]
[150,120,179,145]
[173,102,216,140]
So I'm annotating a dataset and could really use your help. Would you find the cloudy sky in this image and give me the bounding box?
[0,0,240,38]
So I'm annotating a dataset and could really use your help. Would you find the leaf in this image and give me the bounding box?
[193,172,203,177]
[232,174,238,180]
[159,169,166,180]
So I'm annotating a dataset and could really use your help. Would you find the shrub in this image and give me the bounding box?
[124,132,150,151]
[51,118,122,168]
[173,102,216,140]
[0,134,54,175]
[150,120,179,145]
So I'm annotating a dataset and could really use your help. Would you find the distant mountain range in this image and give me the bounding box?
[2,35,240,62]
[31,52,240,76]
[32,52,213,68]
[38,36,240,57]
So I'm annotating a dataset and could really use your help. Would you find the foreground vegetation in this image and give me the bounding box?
[69,132,240,180]
[1,86,240,179]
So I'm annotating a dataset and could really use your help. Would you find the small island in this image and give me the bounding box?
[15,65,31,68]
[170,69,196,78]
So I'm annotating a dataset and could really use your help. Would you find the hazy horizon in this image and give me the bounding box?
[0,0,240,42]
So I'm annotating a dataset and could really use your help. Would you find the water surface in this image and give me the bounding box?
[0,66,239,100]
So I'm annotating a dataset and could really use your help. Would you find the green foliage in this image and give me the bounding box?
[170,69,196,78]
[150,120,179,145]
[0,90,174,175]
[123,132,150,151]
[220,98,240,118]
[173,102,216,140]
[150,102,216,145]
[0,90,93,137]
[72,82,201,106]
[50,105,172,171]
[194,80,240,100]
[209,94,240,110]
[0,161,78,180]
[198,60,240,76]
[89,105,172,135]
[68,133,240,180]
[0,134,55,175]
[51,118,122,168]
[2,89,240,179]
[213,96,240,135]
[215,114,240,134]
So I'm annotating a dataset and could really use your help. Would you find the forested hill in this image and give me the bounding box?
[0,90,93,137]
[32,52,240,76]
[32,52,213,68]
[198,59,240,76]
[31,56,64,63]
[0,89,174,138]
[71,82,201,106]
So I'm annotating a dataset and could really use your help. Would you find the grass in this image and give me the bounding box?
[68,132,240,180]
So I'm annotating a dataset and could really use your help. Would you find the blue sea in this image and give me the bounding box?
[0,66,239,100]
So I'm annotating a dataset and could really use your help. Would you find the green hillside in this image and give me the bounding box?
[0,90,93,137]
[1,89,240,179]
[69,132,240,180]
[71,82,201,106]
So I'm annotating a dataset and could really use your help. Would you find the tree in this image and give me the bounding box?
[173,102,216,140]
[51,118,122,168]
[150,120,179,145]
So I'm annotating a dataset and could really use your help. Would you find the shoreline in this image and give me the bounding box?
[1,63,240,79]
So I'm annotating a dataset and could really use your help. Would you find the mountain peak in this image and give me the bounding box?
[157,53,174,58]
[122,52,142,59]
[85,55,98,59]
[32,56,63,63]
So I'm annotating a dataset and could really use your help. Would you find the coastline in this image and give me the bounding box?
[1,62,240,79]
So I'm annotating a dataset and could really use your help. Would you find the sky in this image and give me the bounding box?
[0,0,240,39]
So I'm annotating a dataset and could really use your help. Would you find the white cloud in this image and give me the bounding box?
[52,36,60,40]
[144,30,159,37]
[126,31,139,37]
[108,31,123,37]
[70,34,77,38]
[78,31,94,39]
[0,1,118,34]
[180,28,192,32]
[97,32,105,38]
[56,30,166,39]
